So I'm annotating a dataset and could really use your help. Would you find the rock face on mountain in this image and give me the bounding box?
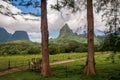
[50,24,101,44]
[9,31,29,41]
[60,24,73,35]
[50,24,88,44]
[0,27,30,42]
[59,24,86,38]
[0,27,11,42]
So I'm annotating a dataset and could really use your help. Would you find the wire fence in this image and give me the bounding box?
[0,58,41,71]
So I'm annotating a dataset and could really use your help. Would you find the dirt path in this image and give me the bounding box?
[50,58,84,65]
[0,66,29,76]
[0,57,86,76]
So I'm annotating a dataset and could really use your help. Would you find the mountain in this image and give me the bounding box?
[0,27,30,42]
[59,24,73,36]
[50,24,101,44]
[9,31,29,41]
[0,27,11,42]
[55,24,87,43]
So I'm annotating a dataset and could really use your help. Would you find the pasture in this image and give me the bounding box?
[0,52,120,80]
[0,52,87,70]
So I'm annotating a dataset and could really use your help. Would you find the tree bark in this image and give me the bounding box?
[84,0,96,75]
[41,0,51,76]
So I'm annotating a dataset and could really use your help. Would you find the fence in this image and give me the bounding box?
[0,58,41,71]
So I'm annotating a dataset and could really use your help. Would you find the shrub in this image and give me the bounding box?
[49,44,59,55]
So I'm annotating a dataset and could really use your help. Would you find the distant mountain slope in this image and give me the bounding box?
[9,31,29,41]
[0,27,30,42]
[0,27,11,42]
[50,24,102,44]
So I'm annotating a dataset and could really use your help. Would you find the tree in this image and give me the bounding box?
[40,0,51,76]
[95,0,120,63]
[3,0,51,76]
[84,0,96,75]
[52,0,96,75]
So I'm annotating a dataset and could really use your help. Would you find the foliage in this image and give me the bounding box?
[50,39,87,53]
[0,39,102,56]
[49,44,60,55]
[100,33,120,63]
[100,34,120,52]
[95,0,120,35]
[51,0,86,13]
[0,40,41,55]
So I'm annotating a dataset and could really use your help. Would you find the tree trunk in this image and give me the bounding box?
[84,0,96,75]
[41,0,51,76]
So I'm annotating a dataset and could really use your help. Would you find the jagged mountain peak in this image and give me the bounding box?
[0,27,30,42]
[10,30,29,41]
[59,24,73,36]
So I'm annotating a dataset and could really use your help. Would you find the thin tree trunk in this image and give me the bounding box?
[84,0,96,75]
[41,0,51,76]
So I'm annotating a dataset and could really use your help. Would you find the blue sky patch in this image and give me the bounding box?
[9,0,41,16]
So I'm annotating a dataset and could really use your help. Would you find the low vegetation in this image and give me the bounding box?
[0,40,102,55]
[0,53,120,80]
[0,40,41,55]
[0,52,87,70]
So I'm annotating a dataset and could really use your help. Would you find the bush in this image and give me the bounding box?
[49,44,59,55]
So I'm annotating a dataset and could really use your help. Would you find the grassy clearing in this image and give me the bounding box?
[0,52,87,70]
[0,53,120,80]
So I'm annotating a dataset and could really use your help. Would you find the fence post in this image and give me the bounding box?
[65,65,68,77]
[28,59,30,69]
[8,60,11,69]
[14,61,16,68]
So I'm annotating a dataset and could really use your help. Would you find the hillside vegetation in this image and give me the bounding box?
[50,24,102,45]
[0,40,41,55]
[0,24,104,55]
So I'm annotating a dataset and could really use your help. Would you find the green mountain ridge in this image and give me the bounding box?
[50,24,102,44]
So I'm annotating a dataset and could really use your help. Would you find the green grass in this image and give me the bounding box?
[0,53,120,80]
[0,52,87,70]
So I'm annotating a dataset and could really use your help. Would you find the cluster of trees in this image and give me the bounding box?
[100,34,120,52]
[0,39,103,56]
[49,40,88,54]
[0,41,41,55]
[4,0,120,77]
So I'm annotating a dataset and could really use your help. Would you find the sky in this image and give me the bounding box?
[10,0,41,16]
[0,0,105,42]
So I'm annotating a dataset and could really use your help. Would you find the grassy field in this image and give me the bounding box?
[0,52,87,70]
[0,52,120,80]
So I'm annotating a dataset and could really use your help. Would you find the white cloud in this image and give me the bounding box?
[0,0,106,42]
[28,32,41,42]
